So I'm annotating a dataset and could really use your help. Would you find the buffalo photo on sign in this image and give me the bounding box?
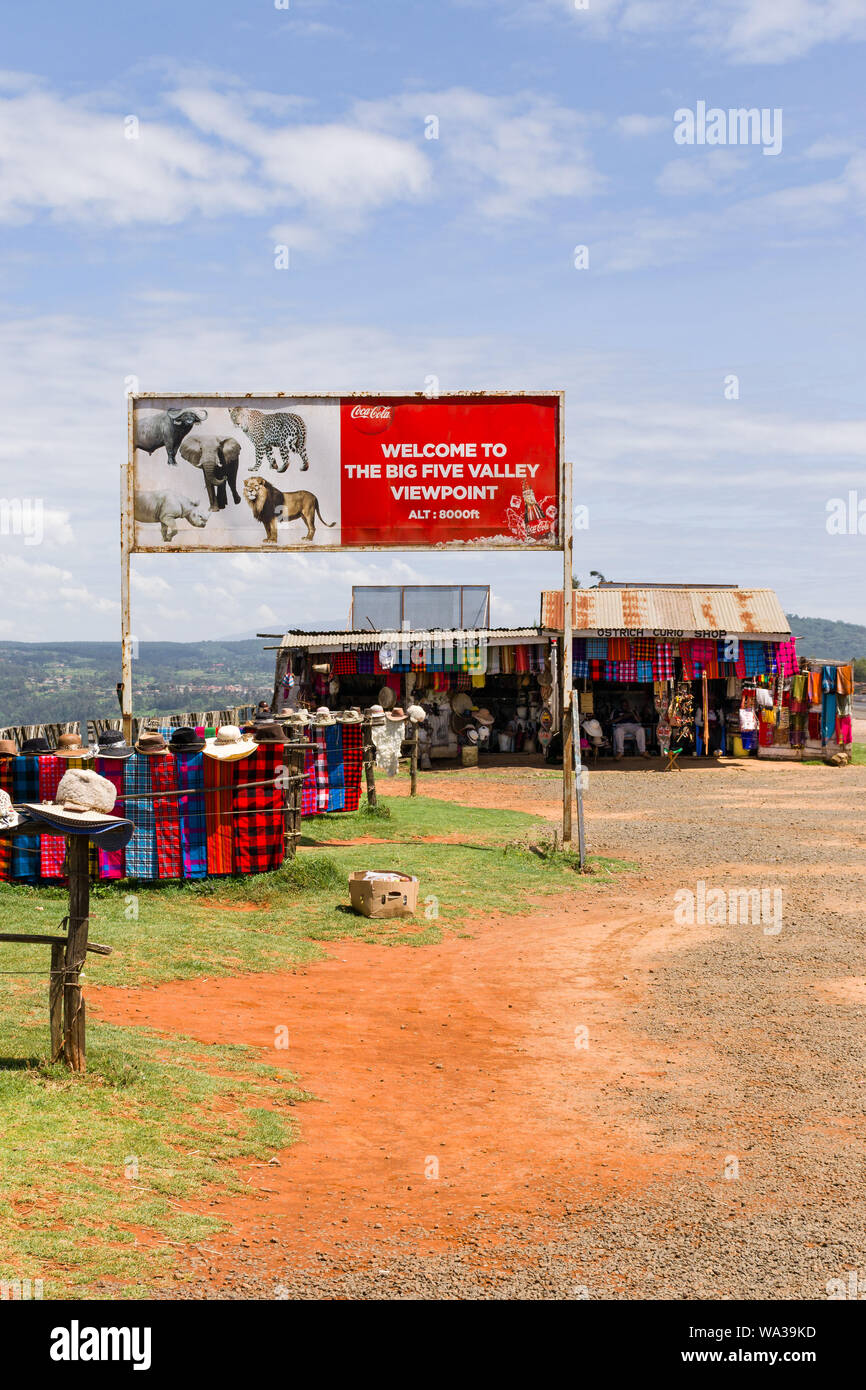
[128,392,562,552]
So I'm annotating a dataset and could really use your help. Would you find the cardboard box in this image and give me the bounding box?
[349,871,419,919]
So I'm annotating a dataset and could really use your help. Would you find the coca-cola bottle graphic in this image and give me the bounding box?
[522,482,544,526]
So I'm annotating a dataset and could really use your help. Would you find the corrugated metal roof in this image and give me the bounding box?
[541,588,791,637]
[278,626,543,651]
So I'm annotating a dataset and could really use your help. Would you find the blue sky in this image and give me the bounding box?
[1,0,864,639]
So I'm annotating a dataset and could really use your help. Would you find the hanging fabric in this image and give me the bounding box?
[95,757,126,880]
[203,755,235,875]
[233,745,284,874]
[124,754,158,880]
[151,753,183,879]
[176,752,207,879]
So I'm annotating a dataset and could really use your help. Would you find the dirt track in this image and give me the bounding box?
[93,758,866,1300]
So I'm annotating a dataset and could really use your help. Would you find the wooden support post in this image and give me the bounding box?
[49,942,64,1064]
[363,718,378,809]
[410,724,419,797]
[561,460,575,846]
[63,836,90,1073]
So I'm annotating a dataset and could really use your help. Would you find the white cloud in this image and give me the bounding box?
[488,0,866,63]
[353,88,603,219]
[615,114,669,138]
[656,150,748,196]
[0,76,429,235]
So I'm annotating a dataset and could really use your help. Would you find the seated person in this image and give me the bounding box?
[611,702,651,759]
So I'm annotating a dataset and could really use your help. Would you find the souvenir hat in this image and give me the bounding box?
[251,721,285,744]
[339,708,364,724]
[0,788,21,828]
[474,708,495,726]
[21,768,124,829]
[312,706,336,726]
[385,706,406,723]
[135,731,169,756]
[466,726,479,744]
[367,704,386,726]
[203,725,258,761]
[55,732,93,759]
[96,729,134,760]
[0,738,18,758]
[169,726,206,753]
[21,737,50,755]
[450,692,473,715]
[377,685,397,711]
[450,711,470,736]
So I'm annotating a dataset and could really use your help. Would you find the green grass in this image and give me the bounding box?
[0,787,633,1298]
[0,1014,306,1299]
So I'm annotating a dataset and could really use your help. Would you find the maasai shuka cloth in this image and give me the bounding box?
[775,640,798,677]
[0,758,13,881]
[95,757,125,880]
[301,743,317,816]
[150,753,183,879]
[341,723,364,812]
[528,644,545,672]
[233,745,284,873]
[690,639,716,665]
[652,643,675,680]
[456,673,472,690]
[590,659,604,681]
[636,661,652,683]
[633,637,654,661]
[679,643,697,680]
[332,651,357,676]
[203,753,235,874]
[573,657,589,678]
[65,755,99,878]
[742,642,766,677]
[312,728,330,812]
[514,644,530,673]
[808,711,821,740]
[486,646,500,675]
[124,754,157,879]
[586,638,607,660]
[607,638,630,661]
[324,723,345,812]
[10,758,39,881]
[176,752,207,879]
[572,638,586,660]
[38,754,67,878]
[358,650,376,675]
[605,662,617,682]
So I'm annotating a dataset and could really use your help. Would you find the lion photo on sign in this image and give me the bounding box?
[242,475,337,544]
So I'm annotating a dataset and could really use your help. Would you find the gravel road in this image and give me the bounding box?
[99,758,866,1301]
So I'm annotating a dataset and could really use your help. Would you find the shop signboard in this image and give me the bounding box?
[127,392,563,553]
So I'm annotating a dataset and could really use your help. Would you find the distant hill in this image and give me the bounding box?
[0,640,274,725]
[786,615,866,663]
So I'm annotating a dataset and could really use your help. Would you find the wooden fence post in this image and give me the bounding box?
[410,724,419,797]
[63,836,90,1073]
[49,942,64,1063]
[363,718,378,809]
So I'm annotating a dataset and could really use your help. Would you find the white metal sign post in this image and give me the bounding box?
[561,461,574,845]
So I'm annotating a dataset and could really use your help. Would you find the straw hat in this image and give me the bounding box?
[311,706,336,727]
[377,685,397,711]
[0,738,18,758]
[203,725,258,761]
[450,691,473,715]
[367,704,386,726]
[340,708,364,723]
[474,708,495,726]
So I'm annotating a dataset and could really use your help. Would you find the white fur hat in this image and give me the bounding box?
[406,704,427,723]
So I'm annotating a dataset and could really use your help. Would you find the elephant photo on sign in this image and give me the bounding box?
[179,434,242,511]
[134,407,208,468]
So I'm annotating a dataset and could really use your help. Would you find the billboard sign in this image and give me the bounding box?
[128,392,562,553]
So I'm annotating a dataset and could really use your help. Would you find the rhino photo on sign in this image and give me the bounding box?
[131,397,342,551]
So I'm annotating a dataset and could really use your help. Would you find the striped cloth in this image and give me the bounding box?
[151,754,183,879]
[204,754,235,874]
[652,643,675,680]
[324,724,345,811]
[607,638,630,661]
[38,755,67,878]
[124,754,157,880]
[312,729,330,812]
[0,757,13,881]
[301,744,317,816]
[176,752,207,879]
[11,757,39,881]
[342,723,364,811]
[95,757,126,879]
[233,745,284,873]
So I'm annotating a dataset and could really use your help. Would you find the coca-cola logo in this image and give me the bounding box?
[348,403,394,435]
